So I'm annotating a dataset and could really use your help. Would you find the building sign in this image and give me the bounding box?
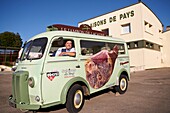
[90,10,134,28]
[47,24,107,36]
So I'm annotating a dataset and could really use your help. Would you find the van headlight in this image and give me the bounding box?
[28,77,35,88]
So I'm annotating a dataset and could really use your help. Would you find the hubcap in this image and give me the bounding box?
[120,78,126,91]
[74,90,83,109]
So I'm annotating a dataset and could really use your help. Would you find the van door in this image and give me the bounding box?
[41,37,79,105]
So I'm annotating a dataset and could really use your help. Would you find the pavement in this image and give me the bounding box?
[0,67,170,113]
[0,65,12,72]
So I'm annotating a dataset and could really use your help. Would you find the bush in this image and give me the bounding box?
[4,62,13,67]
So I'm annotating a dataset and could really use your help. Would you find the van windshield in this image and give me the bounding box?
[21,37,48,61]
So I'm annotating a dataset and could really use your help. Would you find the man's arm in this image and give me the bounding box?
[59,52,76,57]
[59,48,76,57]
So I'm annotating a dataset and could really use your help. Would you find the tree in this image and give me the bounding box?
[0,31,23,48]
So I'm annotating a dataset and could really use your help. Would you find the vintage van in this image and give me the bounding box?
[9,24,130,113]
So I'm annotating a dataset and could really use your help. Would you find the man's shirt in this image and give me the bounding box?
[55,47,75,56]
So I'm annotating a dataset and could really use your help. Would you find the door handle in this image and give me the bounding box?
[76,65,80,68]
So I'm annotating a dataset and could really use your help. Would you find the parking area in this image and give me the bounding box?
[0,68,170,113]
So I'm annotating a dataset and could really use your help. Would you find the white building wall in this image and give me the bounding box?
[129,49,145,70]
[141,3,163,45]
[79,3,144,42]
[162,30,170,67]
[144,49,162,69]
[79,2,166,70]
[117,3,144,42]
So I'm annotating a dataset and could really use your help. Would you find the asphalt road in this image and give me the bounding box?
[0,68,170,113]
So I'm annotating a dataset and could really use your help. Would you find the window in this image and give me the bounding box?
[134,42,138,48]
[102,28,109,36]
[145,41,154,49]
[107,43,125,54]
[127,43,130,49]
[80,40,125,56]
[80,40,105,55]
[146,42,149,48]
[121,23,131,34]
[144,21,153,34]
[21,37,48,60]
[49,38,75,57]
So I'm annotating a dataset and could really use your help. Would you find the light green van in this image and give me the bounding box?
[9,24,130,113]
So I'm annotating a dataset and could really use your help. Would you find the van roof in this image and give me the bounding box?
[28,30,125,42]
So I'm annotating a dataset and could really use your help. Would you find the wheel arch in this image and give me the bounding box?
[118,68,130,81]
[60,77,90,104]
[114,69,130,94]
[115,69,130,86]
[121,71,130,81]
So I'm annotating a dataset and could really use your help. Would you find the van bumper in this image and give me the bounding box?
[9,95,40,110]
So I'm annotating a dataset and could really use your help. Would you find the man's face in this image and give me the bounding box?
[65,41,72,50]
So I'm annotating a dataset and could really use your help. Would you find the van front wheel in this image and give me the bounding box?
[115,74,128,94]
[66,84,84,113]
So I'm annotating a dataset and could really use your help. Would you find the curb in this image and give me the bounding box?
[0,65,12,72]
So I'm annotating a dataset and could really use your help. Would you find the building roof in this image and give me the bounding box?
[79,1,163,27]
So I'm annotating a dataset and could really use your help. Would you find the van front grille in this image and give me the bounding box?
[12,71,30,104]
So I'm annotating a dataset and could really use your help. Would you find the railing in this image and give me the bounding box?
[0,47,20,66]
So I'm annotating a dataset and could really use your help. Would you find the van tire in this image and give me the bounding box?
[115,74,128,94]
[66,84,84,113]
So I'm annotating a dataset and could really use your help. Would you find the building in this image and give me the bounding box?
[78,1,170,71]
[162,27,170,67]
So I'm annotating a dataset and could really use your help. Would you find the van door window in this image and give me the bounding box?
[107,43,125,54]
[49,38,75,57]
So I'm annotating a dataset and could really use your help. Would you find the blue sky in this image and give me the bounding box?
[0,0,170,42]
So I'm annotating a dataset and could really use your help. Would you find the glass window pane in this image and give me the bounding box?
[121,23,131,34]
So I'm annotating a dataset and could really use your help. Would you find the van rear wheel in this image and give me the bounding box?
[66,84,84,113]
[115,74,128,94]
